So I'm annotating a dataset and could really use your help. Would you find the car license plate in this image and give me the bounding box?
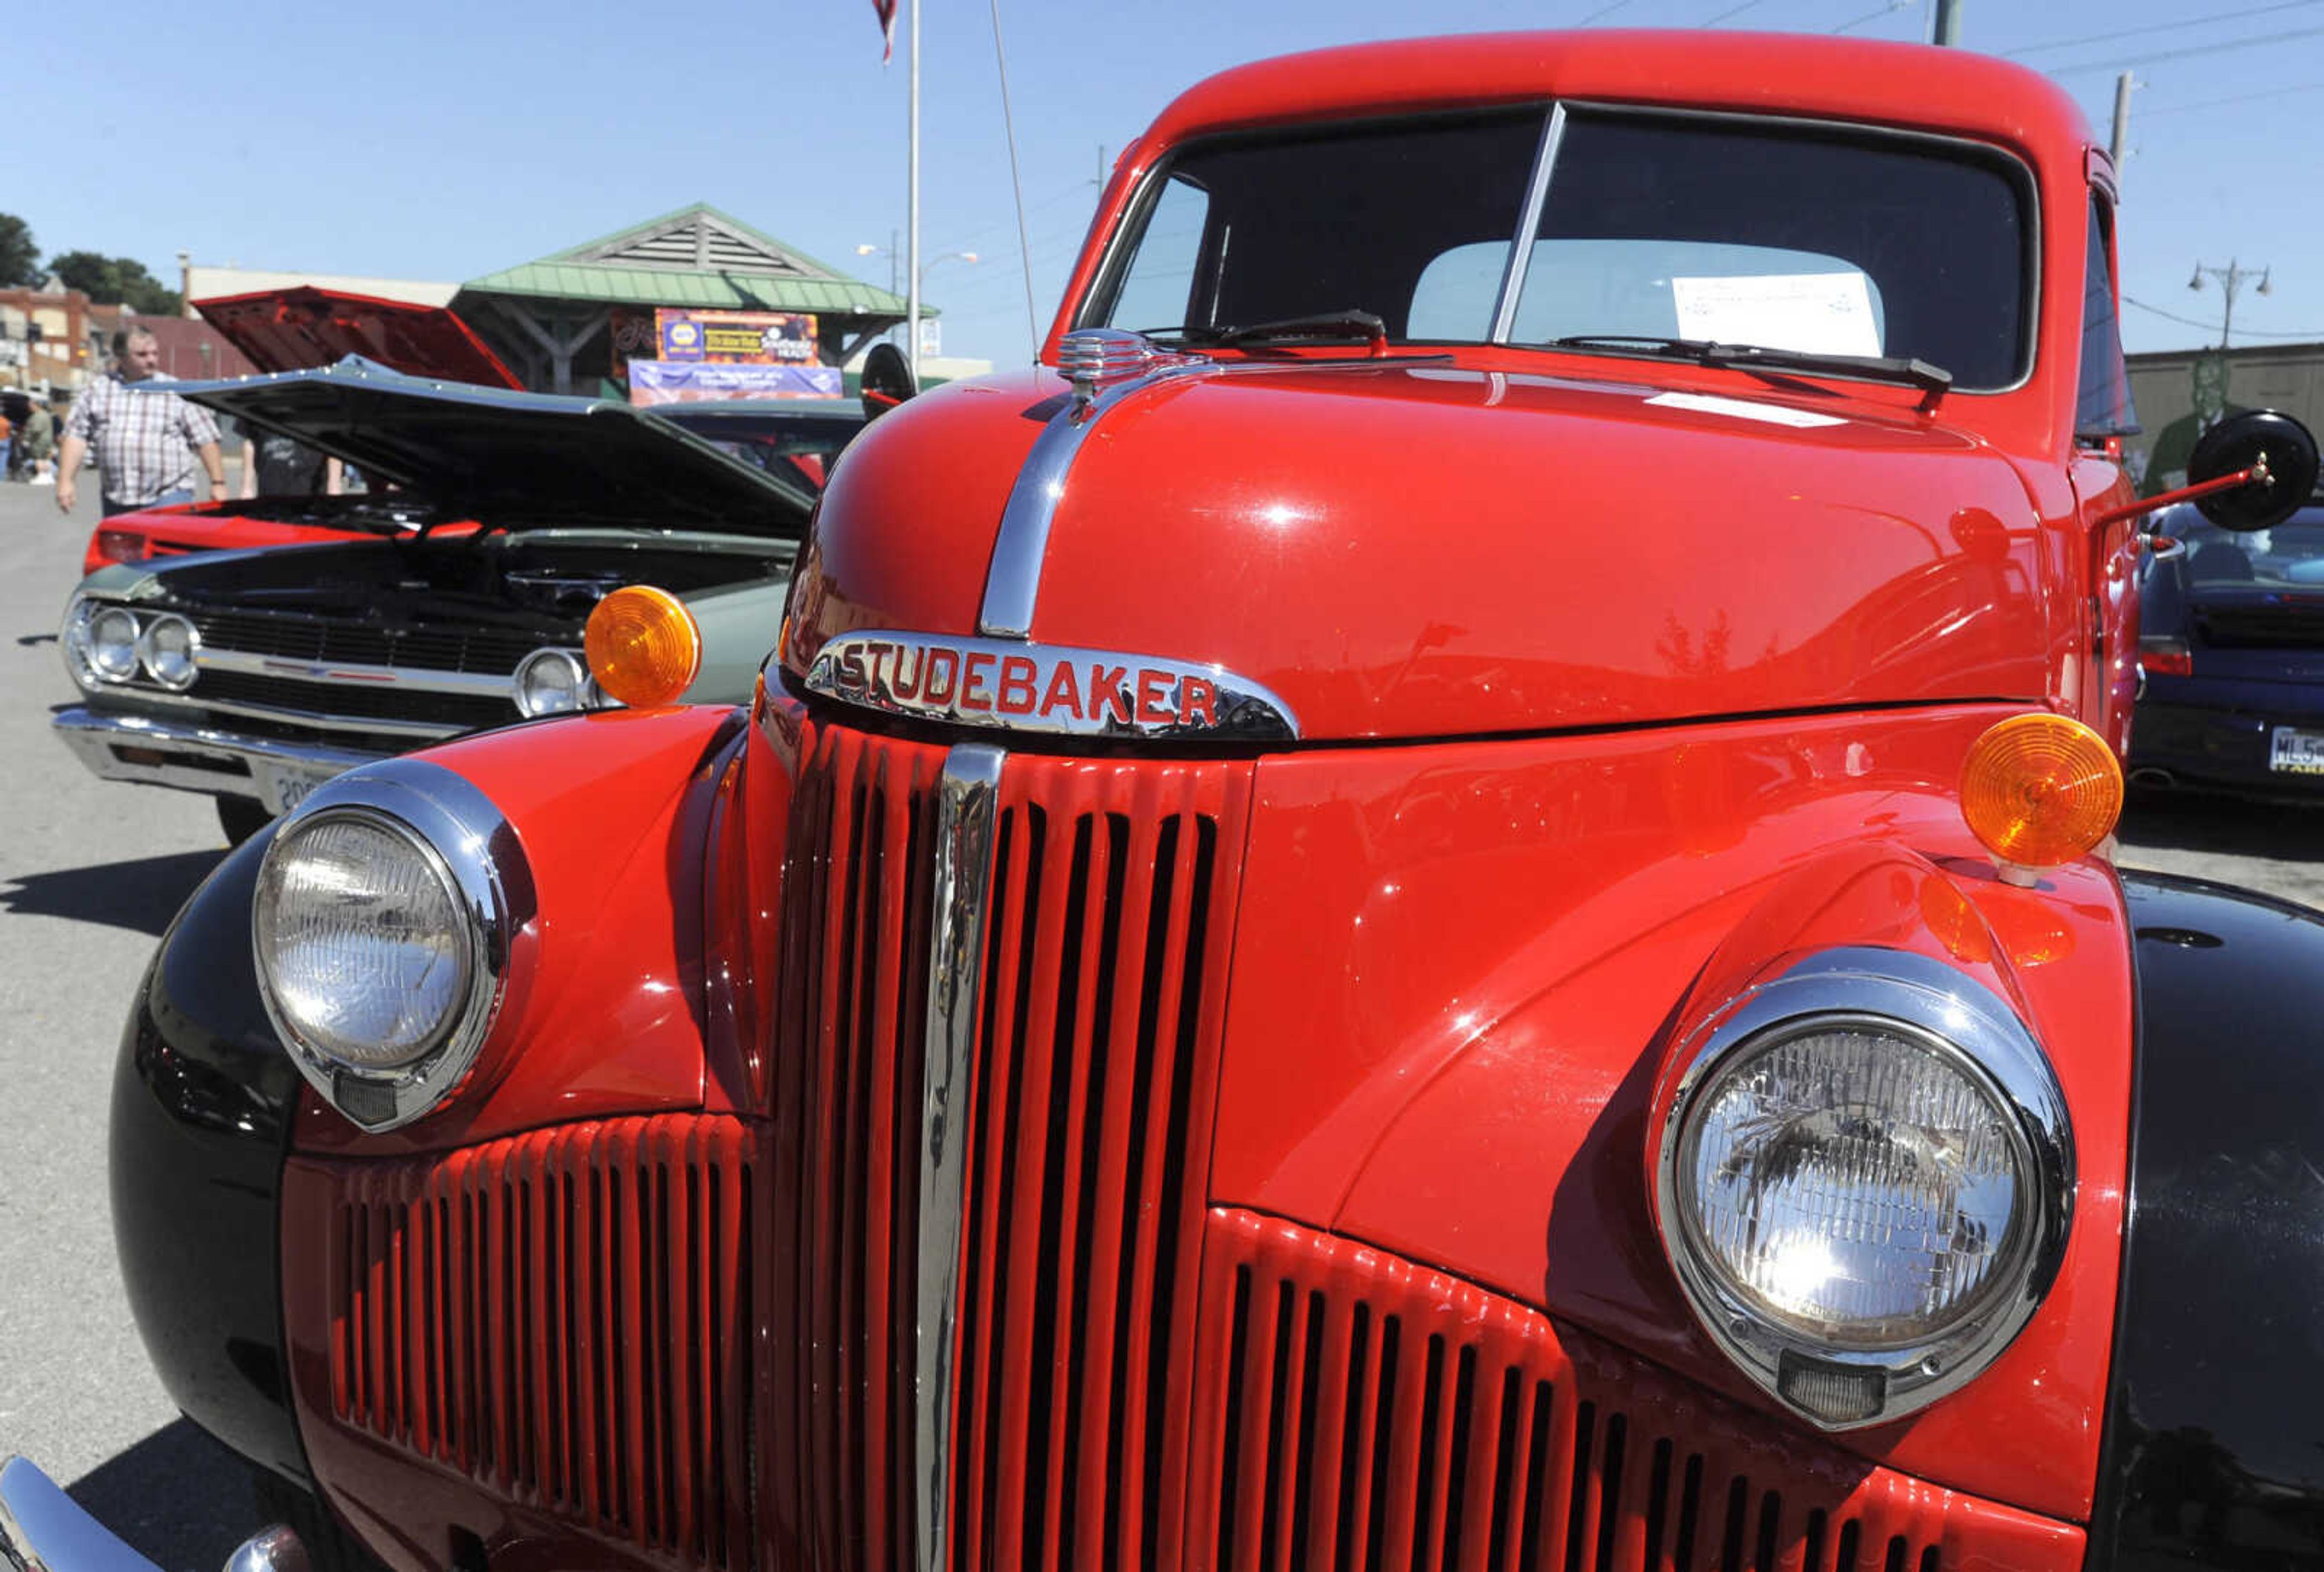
[260,761,342,814]
[2268,726,2324,775]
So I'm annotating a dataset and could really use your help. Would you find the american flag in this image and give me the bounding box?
[873,0,896,61]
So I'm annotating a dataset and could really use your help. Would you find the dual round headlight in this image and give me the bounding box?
[1654,947,2072,1428]
[253,761,534,1132]
[61,599,199,691]
[513,647,594,717]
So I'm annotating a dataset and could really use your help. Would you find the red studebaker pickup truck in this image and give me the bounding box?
[8,27,2324,1572]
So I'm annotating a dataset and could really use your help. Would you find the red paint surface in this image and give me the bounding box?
[195,286,522,387]
[1210,704,2132,1521]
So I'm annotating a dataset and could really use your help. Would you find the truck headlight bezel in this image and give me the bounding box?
[1652,946,2073,1429]
[251,759,536,1133]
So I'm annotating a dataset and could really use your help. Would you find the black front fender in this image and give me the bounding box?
[110,823,310,1485]
[2091,871,2324,1568]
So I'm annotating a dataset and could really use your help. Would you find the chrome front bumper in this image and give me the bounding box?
[51,705,385,815]
[0,1456,308,1572]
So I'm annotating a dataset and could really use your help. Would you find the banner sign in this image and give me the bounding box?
[654,309,820,365]
[627,359,844,405]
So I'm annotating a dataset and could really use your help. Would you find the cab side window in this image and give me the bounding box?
[2077,195,2139,439]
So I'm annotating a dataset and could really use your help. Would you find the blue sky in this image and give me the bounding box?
[18,0,2323,369]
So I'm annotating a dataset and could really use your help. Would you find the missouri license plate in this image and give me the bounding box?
[2269,726,2324,775]
[259,761,341,814]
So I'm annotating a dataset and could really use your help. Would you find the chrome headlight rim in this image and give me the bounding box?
[511,645,593,717]
[135,612,201,691]
[80,601,142,685]
[59,595,100,686]
[251,758,536,1133]
[1652,946,2073,1430]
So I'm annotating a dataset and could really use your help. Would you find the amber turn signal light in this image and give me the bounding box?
[585,586,702,709]
[1958,713,2123,874]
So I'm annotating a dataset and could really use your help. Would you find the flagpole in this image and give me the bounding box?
[907,0,922,383]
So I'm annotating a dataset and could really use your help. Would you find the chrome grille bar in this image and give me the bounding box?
[917,743,1005,1572]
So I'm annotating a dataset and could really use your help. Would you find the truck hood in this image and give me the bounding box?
[194,287,522,387]
[784,362,2054,742]
[172,357,815,537]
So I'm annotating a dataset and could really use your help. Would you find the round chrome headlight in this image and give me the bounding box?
[1655,947,2071,1429]
[86,605,142,683]
[253,761,534,1132]
[137,613,200,691]
[513,646,590,717]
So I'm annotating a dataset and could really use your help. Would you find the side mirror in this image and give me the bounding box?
[2187,409,2320,532]
[860,342,918,423]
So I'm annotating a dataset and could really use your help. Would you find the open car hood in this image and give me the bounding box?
[172,357,815,536]
[193,287,523,388]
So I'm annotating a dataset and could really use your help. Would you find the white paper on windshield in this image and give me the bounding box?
[1670,272,1880,357]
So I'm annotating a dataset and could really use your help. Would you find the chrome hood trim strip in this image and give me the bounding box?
[977,357,1216,639]
[916,743,1004,1572]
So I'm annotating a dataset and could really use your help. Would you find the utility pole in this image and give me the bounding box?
[2109,73,2136,176]
[1930,0,1961,45]
[2189,258,2273,349]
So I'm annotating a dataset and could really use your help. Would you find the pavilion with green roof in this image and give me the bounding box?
[451,203,919,394]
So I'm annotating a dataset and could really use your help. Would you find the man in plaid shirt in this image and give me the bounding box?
[55,326,229,516]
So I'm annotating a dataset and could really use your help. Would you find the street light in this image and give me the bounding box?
[2188,258,2273,348]
[858,242,979,291]
[858,243,977,355]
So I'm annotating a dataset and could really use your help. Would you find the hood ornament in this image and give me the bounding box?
[1057,327,1203,415]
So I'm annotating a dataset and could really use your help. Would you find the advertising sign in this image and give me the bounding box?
[655,309,820,365]
[627,359,844,405]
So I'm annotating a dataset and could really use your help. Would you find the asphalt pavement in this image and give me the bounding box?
[0,476,258,1569]
[0,473,2320,1571]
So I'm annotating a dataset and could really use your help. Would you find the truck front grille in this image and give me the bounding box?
[763,721,1252,1571]
[318,1115,758,1572]
[1189,1209,2086,1572]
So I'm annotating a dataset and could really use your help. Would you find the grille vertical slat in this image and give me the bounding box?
[765,723,948,1571]
[319,1116,757,1571]
[1194,1210,2070,1572]
[943,758,1241,1572]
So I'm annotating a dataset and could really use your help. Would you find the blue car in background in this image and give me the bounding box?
[2132,496,2324,798]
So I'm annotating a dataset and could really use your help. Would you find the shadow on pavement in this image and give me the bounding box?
[2119,791,2324,862]
[1,849,223,936]
[68,1416,258,1571]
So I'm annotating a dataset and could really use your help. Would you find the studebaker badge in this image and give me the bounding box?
[801,630,1299,740]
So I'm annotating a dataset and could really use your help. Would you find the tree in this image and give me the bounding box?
[48,249,181,315]
[0,214,37,288]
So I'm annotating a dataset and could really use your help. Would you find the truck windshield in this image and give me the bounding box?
[1091,106,2033,391]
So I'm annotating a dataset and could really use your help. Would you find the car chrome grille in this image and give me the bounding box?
[1187,1209,2086,1572]
[191,668,516,731]
[317,1115,759,1572]
[190,610,545,675]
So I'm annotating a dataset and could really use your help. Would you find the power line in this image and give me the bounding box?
[2124,295,2324,340]
[2003,0,2320,56]
[1831,2,1913,35]
[1700,0,1769,22]
[2137,79,2324,116]
[2043,22,2324,77]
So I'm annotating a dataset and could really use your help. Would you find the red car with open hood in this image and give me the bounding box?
[11,27,2324,1572]
[76,288,522,576]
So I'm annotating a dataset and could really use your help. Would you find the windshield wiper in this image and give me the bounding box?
[1163,311,1391,356]
[1547,334,1953,410]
